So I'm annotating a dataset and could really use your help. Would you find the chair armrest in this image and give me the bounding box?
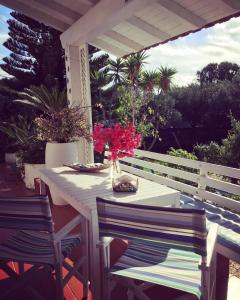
[54,215,84,243]
[97,237,113,248]
[206,223,219,268]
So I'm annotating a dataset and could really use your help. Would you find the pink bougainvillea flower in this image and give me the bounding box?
[92,122,142,160]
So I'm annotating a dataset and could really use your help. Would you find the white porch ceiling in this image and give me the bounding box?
[0,0,240,57]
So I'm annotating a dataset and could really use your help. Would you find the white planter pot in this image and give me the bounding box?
[45,142,78,205]
[24,163,45,190]
[45,142,78,168]
[5,152,17,164]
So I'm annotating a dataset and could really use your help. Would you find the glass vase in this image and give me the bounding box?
[110,159,121,180]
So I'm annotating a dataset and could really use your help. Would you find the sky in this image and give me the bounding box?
[145,15,240,86]
[0,5,11,79]
[0,4,239,86]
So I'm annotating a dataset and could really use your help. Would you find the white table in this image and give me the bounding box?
[39,167,180,300]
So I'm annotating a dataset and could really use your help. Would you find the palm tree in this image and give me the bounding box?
[158,66,177,93]
[15,85,68,113]
[125,50,149,84]
[108,58,126,85]
[124,51,149,124]
[140,70,158,94]
[132,51,149,79]
[91,70,111,120]
[125,55,137,83]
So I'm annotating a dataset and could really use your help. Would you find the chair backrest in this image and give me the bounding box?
[97,197,207,256]
[0,195,54,232]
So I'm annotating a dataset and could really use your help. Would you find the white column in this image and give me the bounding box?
[65,43,94,164]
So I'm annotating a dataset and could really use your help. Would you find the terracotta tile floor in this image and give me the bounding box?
[0,163,232,300]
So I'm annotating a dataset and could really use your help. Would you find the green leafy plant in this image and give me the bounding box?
[0,121,35,152]
[167,147,198,161]
[194,116,240,168]
[167,147,198,186]
[221,116,240,168]
[35,106,91,143]
[0,120,45,164]
[17,142,45,164]
[194,142,222,164]
[158,66,177,93]
[15,85,68,113]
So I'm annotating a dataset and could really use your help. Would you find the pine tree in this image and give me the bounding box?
[1,11,65,90]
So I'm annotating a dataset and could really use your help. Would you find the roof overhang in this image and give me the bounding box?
[1,0,240,57]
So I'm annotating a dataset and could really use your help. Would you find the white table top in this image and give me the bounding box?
[39,167,180,219]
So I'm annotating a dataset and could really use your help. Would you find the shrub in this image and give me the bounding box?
[167,147,197,160]
[193,142,222,164]
[35,106,91,143]
[194,116,240,168]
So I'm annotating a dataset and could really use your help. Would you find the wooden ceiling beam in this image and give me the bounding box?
[13,0,79,25]
[0,0,68,31]
[90,38,127,57]
[37,0,81,21]
[60,0,158,48]
[87,0,99,4]
[104,30,144,51]
[127,16,170,41]
[156,0,206,27]
[222,0,240,10]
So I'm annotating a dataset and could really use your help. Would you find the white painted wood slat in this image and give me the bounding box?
[204,177,240,196]
[199,190,240,212]
[91,38,127,57]
[0,0,69,31]
[135,149,201,169]
[126,150,240,211]
[120,163,197,196]
[104,30,144,51]
[127,16,170,41]
[121,156,199,183]
[156,0,206,27]
[202,163,240,180]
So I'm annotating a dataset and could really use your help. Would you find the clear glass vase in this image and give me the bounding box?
[110,159,121,180]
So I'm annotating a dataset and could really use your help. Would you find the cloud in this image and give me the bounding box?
[0,68,11,79]
[0,32,8,44]
[144,16,240,86]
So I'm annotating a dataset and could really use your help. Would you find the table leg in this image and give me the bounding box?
[216,253,229,300]
[39,179,47,195]
[89,209,102,300]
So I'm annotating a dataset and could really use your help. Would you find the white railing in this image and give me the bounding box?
[119,149,240,213]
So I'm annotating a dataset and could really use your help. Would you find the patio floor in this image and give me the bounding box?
[0,163,239,300]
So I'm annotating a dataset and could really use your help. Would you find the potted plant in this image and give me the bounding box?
[35,105,91,167]
[35,106,91,205]
[4,144,19,164]
[0,120,46,188]
[0,122,24,164]
[17,141,45,189]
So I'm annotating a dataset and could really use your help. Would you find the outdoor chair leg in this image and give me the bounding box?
[127,289,134,300]
[55,262,64,300]
[123,278,151,300]
[127,282,154,300]
[54,241,65,300]
[81,218,89,300]
[0,265,40,299]
[216,254,229,300]
[18,262,24,274]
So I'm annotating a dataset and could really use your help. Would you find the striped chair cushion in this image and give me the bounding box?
[97,197,207,256]
[0,230,81,265]
[111,239,202,299]
[0,196,54,232]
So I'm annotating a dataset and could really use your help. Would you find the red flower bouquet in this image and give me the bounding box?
[92,123,142,161]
